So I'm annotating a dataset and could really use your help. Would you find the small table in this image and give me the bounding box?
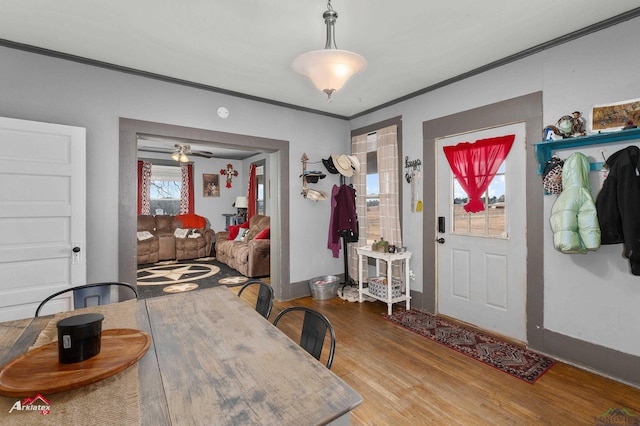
[222,213,244,230]
[356,246,412,315]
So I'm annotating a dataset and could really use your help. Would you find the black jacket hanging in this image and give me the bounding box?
[595,145,640,275]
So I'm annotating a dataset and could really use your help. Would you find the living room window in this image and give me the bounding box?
[150,165,182,215]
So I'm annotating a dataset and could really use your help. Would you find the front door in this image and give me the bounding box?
[436,122,527,342]
[0,117,86,320]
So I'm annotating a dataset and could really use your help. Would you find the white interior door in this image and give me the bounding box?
[436,122,527,342]
[0,117,86,320]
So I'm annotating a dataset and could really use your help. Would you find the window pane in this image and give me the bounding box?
[150,165,181,215]
[452,178,468,233]
[451,167,506,238]
[487,174,506,236]
[256,164,265,215]
[366,173,379,244]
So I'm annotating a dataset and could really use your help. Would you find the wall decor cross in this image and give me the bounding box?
[220,163,238,188]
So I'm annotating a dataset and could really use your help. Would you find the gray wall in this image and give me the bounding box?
[0,45,350,298]
[1,16,639,385]
[351,17,640,385]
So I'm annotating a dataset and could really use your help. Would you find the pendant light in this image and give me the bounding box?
[292,0,366,100]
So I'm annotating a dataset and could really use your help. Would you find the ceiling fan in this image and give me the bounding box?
[138,143,215,160]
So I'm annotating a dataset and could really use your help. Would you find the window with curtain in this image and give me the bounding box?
[349,125,402,282]
[137,161,194,215]
[444,134,514,237]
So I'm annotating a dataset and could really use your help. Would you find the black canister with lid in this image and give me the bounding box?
[56,313,104,363]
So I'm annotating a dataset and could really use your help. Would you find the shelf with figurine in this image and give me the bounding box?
[534,111,640,175]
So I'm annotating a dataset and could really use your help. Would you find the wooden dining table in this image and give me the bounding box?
[0,286,362,425]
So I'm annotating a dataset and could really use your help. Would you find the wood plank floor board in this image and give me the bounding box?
[234,284,640,425]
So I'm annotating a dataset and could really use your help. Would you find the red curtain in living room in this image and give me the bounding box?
[443,134,514,213]
[247,163,257,220]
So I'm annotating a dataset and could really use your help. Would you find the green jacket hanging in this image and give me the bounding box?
[549,152,601,254]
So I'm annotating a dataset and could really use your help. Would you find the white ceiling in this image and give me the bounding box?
[1,1,639,119]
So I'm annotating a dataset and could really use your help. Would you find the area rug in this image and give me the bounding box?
[136,257,250,299]
[383,309,555,384]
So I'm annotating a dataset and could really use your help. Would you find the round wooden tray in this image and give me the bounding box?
[0,328,151,397]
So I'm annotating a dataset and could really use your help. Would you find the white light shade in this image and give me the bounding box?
[171,152,180,161]
[292,49,367,94]
[179,153,189,163]
[235,196,248,209]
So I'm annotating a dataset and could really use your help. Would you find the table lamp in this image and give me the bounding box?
[235,196,248,222]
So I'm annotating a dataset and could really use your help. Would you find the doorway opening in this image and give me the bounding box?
[119,118,290,300]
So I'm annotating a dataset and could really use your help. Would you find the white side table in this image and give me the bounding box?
[355,246,412,315]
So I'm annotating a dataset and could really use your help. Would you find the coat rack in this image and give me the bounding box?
[405,156,422,183]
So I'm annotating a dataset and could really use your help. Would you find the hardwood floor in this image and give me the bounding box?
[234,285,640,425]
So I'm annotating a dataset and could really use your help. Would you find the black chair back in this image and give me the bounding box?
[273,306,336,369]
[237,280,274,319]
[35,282,138,317]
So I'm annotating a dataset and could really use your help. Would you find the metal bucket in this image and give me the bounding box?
[308,275,339,300]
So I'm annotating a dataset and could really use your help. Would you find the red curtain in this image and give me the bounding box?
[247,163,257,220]
[443,135,515,213]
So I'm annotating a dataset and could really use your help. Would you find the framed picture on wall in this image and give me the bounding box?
[203,174,220,197]
[589,97,640,133]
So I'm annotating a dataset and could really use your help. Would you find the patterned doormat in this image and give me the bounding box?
[383,309,556,384]
[136,257,250,299]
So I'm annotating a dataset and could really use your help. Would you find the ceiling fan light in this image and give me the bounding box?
[171,151,180,161]
[179,153,189,163]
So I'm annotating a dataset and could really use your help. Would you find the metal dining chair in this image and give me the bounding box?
[272,306,336,369]
[237,280,274,320]
[35,282,138,317]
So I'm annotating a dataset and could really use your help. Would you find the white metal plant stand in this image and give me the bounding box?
[355,246,412,315]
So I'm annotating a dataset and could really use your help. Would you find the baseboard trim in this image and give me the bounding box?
[541,329,640,388]
[287,277,316,301]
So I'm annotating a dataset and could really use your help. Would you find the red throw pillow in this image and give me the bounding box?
[175,214,206,229]
[228,225,241,240]
[254,227,270,240]
[240,221,250,229]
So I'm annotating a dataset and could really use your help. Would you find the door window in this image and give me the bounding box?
[452,163,507,238]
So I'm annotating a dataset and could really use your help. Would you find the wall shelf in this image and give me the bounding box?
[534,128,640,174]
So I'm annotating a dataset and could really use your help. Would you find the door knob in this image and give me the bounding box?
[73,246,81,253]
[436,238,445,244]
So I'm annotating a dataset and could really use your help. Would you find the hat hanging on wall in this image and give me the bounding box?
[322,157,339,174]
[347,155,360,172]
[300,170,326,183]
[331,154,354,177]
[306,189,328,201]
